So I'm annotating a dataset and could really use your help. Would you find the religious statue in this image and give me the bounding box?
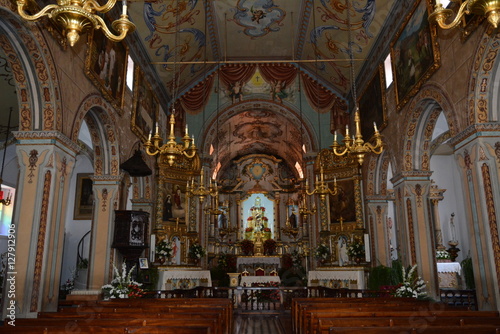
[245,196,272,240]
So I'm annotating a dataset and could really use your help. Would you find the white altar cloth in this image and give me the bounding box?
[308,268,366,289]
[240,275,280,287]
[437,262,461,273]
[158,268,212,290]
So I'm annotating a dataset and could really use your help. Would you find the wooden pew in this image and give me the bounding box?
[327,326,500,334]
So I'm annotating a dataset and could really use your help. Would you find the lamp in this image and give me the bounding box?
[331,0,384,166]
[144,112,197,166]
[430,0,500,30]
[16,0,135,47]
[0,108,13,206]
[305,165,338,200]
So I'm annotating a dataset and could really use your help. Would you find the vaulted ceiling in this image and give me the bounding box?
[125,0,403,177]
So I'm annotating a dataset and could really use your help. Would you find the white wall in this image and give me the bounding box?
[430,154,469,262]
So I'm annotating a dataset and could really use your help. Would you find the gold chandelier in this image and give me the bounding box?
[430,0,500,29]
[332,110,384,165]
[187,170,213,203]
[305,166,338,200]
[144,111,197,166]
[332,0,384,166]
[16,0,135,47]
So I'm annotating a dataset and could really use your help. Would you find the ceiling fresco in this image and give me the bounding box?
[125,0,402,176]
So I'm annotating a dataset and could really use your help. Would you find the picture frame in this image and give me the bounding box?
[74,173,93,220]
[85,29,128,113]
[391,0,440,111]
[329,179,356,224]
[131,66,160,141]
[357,63,387,140]
[139,257,149,269]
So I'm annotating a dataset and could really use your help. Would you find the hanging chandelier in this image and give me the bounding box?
[331,0,384,166]
[305,166,338,200]
[430,0,500,30]
[144,112,197,166]
[16,0,135,47]
[187,170,212,203]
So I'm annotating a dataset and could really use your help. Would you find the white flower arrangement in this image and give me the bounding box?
[394,264,427,299]
[101,262,143,299]
[436,250,450,260]
[188,243,206,260]
[155,239,173,261]
[314,244,330,261]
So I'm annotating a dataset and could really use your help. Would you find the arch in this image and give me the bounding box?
[201,99,318,178]
[0,6,62,131]
[72,94,120,176]
[468,28,500,124]
[366,150,396,197]
[401,83,459,171]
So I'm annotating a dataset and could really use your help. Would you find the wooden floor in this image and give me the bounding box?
[233,311,292,334]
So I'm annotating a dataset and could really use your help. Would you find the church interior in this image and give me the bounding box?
[0,0,500,332]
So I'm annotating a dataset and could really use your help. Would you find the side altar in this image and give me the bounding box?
[157,266,212,290]
[308,267,368,289]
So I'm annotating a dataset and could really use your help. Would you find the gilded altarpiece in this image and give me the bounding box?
[316,149,366,266]
[153,152,201,265]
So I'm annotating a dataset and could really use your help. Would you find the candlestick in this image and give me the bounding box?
[373,122,378,132]
[345,125,349,136]
[334,131,337,142]
[122,0,127,16]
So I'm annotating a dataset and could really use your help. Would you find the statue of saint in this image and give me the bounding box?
[245,196,272,240]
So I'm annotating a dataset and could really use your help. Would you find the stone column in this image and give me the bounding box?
[365,197,390,266]
[5,131,78,318]
[429,182,446,251]
[87,175,121,290]
[391,170,439,299]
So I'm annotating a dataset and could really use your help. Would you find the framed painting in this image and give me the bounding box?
[85,29,128,112]
[74,173,93,220]
[391,0,440,111]
[357,64,387,140]
[131,66,160,141]
[329,179,356,224]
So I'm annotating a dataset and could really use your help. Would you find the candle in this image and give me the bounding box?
[345,125,349,136]
[148,131,152,141]
[185,124,189,136]
[122,0,127,16]
[155,122,159,134]
[192,135,195,146]
[334,131,337,142]
[373,122,378,132]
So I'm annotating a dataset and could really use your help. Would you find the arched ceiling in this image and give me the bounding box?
[126,0,400,178]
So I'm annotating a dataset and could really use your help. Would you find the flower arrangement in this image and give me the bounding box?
[188,243,206,260]
[217,253,237,272]
[263,227,271,232]
[155,239,173,262]
[393,264,427,299]
[263,238,277,255]
[240,239,254,255]
[101,262,144,299]
[314,244,330,261]
[251,281,280,302]
[436,250,450,260]
[347,241,365,259]
[245,227,254,232]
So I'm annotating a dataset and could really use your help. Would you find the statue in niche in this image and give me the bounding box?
[245,196,271,240]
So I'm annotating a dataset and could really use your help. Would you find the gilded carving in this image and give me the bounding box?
[477,98,488,122]
[481,163,500,287]
[406,198,417,265]
[102,188,108,212]
[30,170,51,311]
[28,149,38,183]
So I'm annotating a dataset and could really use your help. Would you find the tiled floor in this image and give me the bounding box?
[233,312,292,334]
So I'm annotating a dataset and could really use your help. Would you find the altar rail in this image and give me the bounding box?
[137,287,477,312]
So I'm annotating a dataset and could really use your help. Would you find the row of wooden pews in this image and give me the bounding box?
[1,297,232,334]
[292,297,500,334]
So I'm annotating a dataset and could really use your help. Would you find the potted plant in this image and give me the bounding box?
[240,239,254,256]
[436,249,451,263]
[392,264,427,299]
[347,241,365,264]
[263,238,277,255]
[155,239,173,264]
[188,243,206,264]
[314,244,330,264]
[101,262,144,299]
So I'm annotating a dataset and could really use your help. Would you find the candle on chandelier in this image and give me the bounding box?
[345,125,349,136]
[122,0,127,16]
[373,122,378,132]
[148,131,152,141]
[185,124,189,136]
[334,131,337,142]
[155,122,159,134]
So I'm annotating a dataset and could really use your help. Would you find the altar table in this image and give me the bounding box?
[157,267,212,290]
[308,267,366,289]
[437,262,462,289]
[240,275,281,287]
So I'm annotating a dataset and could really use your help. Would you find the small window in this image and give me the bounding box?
[384,53,393,88]
[126,55,134,91]
[295,162,304,179]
